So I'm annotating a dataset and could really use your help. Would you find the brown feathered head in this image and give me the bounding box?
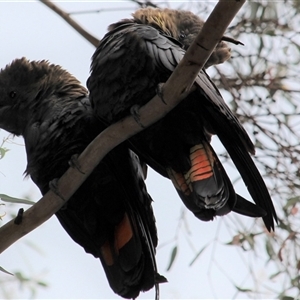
[0,58,87,135]
[0,58,86,98]
[132,8,205,48]
[109,7,232,68]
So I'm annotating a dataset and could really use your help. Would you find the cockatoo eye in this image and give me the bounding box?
[9,91,17,98]
[179,32,186,40]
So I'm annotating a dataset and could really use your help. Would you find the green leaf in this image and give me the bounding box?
[0,265,13,276]
[0,194,35,205]
[265,238,275,260]
[234,285,253,293]
[277,219,291,231]
[280,296,296,300]
[37,281,48,287]
[189,243,208,266]
[0,147,9,159]
[269,271,282,280]
[166,245,178,271]
[284,196,300,209]
[264,29,276,36]
[14,271,29,282]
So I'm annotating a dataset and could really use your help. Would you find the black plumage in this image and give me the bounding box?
[0,58,165,299]
[87,7,277,231]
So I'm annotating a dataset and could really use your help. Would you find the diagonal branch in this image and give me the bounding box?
[39,0,100,47]
[0,0,246,255]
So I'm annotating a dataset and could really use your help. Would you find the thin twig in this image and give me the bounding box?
[39,0,100,47]
[68,7,136,15]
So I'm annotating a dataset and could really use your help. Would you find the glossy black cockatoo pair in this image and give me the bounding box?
[87,7,277,231]
[0,6,278,300]
[0,58,166,299]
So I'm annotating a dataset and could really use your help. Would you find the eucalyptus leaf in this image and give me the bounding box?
[0,194,35,205]
[0,265,13,276]
[166,246,178,271]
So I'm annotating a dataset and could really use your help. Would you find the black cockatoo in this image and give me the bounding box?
[0,58,165,299]
[87,7,277,231]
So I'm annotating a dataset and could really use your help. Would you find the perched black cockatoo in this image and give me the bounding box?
[87,7,277,231]
[0,58,166,299]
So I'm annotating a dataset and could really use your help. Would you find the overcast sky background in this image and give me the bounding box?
[0,1,274,299]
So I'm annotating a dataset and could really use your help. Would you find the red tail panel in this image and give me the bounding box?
[101,241,114,266]
[115,213,133,251]
[188,144,213,182]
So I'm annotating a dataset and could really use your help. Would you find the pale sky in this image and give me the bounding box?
[0,2,275,299]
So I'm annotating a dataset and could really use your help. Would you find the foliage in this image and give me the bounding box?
[0,136,47,298]
[0,268,48,300]
[0,200,48,299]
[218,3,300,298]
[0,137,10,160]
[158,1,300,299]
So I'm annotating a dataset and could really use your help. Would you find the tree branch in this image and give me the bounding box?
[0,0,246,255]
[129,0,158,8]
[39,0,100,47]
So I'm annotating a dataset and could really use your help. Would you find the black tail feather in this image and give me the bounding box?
[234,194,267,218]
